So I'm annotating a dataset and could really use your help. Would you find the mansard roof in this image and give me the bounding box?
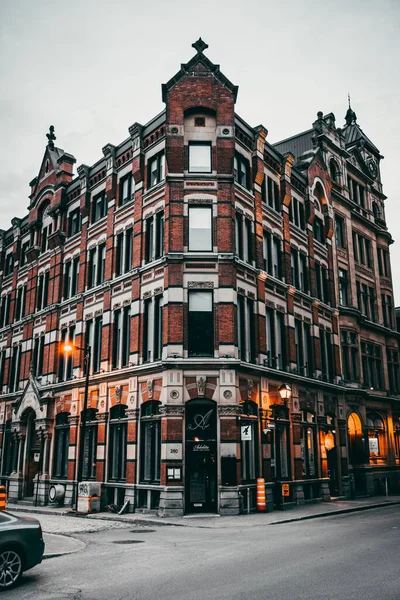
[161,38,238,103]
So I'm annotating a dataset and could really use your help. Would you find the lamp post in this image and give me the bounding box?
[63,343,91,511]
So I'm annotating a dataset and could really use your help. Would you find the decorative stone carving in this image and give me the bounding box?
[159,405,184,417]
[147,380,154,400]
[126,408,139,419]
[218,405,240,416]
[96,413,108,423]
[115,385,122,404]
[170,390,180,400]
[196,376,206,397]
[223,390,233,400]
[188,281,214,289]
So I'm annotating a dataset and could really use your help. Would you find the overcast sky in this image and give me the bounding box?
[1,0,399,300]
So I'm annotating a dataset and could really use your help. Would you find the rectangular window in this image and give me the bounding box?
[299,254,308,293]
[108,413,127,481]
[237,295,246,360]
[188,291,213,357]
[189,142,212,173]
[148,152,165,188]
[140,410,161,483]
[4,253,13,277]
[37,272,49,311]
[87,248,96,289]
[93,316,102,373]
[71,257,79,297]
[142,296,163,362]
[68,208,81,237]
[387,349,400,394]
[266,308,285,369]
[53,414,70,479]
[313,217,324,243]
[97,244,106,285]
[234,153,250,189]
[245,219,253,264]
[15,285,26,322]
[112,306,131,369]
[295,319,304,374]
[119,173,134,206]
[238,296,255,363]
[335,215,345,248]
[124,228,133,272]
[84,317,102,374]
[361,342,383,390]
[59,326,75,381]
[145,212,164,263]
[82,414,98,480]
[9,345,21,393]
[33,335,45,377]
[189,207,212,251]
[41,225,52,253]
[339,268,349,306]
[115,232,124,277]
[235,214,244,259]
[112,309,122,369]
[20,241,29,267]
[92,191,107,223]
[341,331,359,382]
[241,420,257,482]
[64,261,72,299]
[291,249,299,289]
[265,176,280,212]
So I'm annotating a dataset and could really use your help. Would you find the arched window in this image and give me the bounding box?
[82,408,98,480]
[394,417,400,458]
[108,404,127,481]
[366,412,385,457]
[329,159,340,183]
[140,401,161,483]
[53,412,70,479]
[348,412,365,465]
[372,201,381,220]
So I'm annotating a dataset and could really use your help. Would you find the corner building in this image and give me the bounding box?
[1,40,399,516]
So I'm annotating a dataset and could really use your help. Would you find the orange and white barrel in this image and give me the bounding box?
[0,486,7,511]
[256,478,266,512]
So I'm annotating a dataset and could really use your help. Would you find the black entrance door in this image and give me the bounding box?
[327,447,339,496]
[185,399,217,514]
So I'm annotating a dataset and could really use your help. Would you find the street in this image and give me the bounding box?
[8,506,400,600]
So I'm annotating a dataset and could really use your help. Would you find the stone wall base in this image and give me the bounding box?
[158,488,184,517]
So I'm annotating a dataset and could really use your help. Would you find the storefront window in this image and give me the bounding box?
[108,405,127,481]
[348,412,365,465]
[272,405,290,480]
[366,413,385,458]
[53,412,70,479]
[394,417,400,457]
[140,401,161,483]
[240,401,258,483]
[301,412,316,478]
[82,409,98,480]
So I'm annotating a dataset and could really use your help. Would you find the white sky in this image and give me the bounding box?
[0,0,399,300]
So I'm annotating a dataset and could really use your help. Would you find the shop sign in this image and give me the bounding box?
[282,483,290,497]
[241,425,252,441]
[34,453,40,463]
[193,443,210,452]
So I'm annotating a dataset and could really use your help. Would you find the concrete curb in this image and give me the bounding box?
[42,532,86,560]
[267,500,400,525]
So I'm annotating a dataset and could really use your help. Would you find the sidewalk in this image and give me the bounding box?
[43,532,86,559]
[7,495,400,529]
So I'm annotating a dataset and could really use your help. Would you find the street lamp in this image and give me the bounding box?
[62,343,91,511]
[278,383,292,405]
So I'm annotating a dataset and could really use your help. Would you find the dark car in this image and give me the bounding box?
[0,511,45,590]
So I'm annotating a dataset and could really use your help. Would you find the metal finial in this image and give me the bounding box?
[46,125,56,149]
[192,38,209,54]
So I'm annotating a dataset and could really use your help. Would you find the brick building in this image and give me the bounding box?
[0,39,399,515]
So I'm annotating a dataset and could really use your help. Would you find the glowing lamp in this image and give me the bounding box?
[325,432,335,451]
[278,383,292,402]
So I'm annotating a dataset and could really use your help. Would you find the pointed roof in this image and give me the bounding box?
[162,38,238,103]
[342,104,381,156]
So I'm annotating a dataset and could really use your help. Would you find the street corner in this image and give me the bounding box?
[43,532,86,559]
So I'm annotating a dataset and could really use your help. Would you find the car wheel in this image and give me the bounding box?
[0,548,23,591]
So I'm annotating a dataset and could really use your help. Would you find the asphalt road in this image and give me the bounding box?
[9,506,400,600]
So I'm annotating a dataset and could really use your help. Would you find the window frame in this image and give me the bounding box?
[188,141,212,174]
